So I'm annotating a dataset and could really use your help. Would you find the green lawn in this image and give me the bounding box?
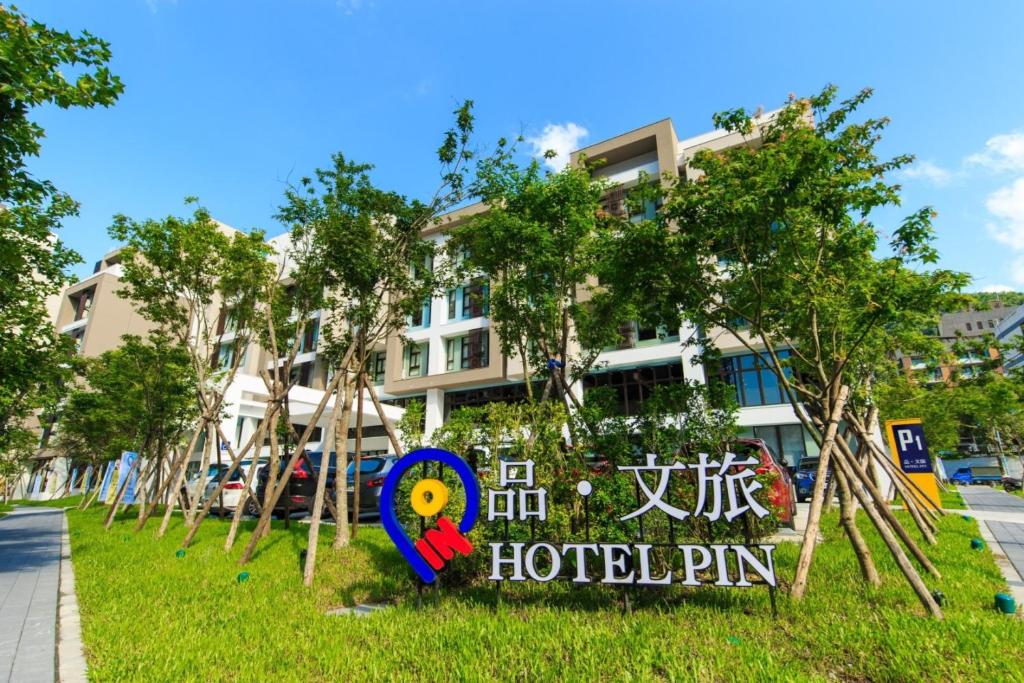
[8,494,85,508]
[67,507,1022,682]
[940,488,967,510]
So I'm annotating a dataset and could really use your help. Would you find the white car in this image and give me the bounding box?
[203,462,265,511]
[186,464,225,503]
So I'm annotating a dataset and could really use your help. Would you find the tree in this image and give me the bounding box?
[109,202,273,534]
[261,102,475,581]
[0,5,122,464]
[604,86,965,617]
[55,335,197,510]
[447,144,628,436]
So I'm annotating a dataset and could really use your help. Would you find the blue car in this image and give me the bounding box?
[794,457,822,502]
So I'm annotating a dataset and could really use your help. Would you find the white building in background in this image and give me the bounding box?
[996,304,1024,372]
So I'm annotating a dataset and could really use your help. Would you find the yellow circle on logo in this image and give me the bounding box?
[410,478,449,517]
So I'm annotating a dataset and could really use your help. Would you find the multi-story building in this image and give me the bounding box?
[354,118,825,469]
[37,113,908,500]
[938,300,1014,338]
[996,303,1024,371]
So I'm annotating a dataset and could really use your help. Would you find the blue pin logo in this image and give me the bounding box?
[379,448,480,583]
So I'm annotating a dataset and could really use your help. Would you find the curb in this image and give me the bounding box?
[960,494,1024,617]
[58,512,88,682]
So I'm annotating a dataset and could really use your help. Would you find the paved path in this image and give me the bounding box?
[0,507,63,683]
[958,486,1024,604]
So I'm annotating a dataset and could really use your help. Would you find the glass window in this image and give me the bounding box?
[403,342,427,378]
[445,331,488,371]
[367,351,386,384]
[719,350,790,407]
[409,299,431,329]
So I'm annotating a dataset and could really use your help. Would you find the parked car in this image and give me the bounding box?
[950,466,1002,486]
[203,461,265,511]
[186,464,227,502]
[250,451,340,517]
[332,455,399,518]
[732,438,797,529]
[794,457,827,503]
[1003,475,1022,492]
[250,452,398,519]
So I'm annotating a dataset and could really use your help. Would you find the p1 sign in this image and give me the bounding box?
[885,418,940,508]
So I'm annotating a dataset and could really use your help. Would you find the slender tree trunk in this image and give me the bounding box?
[834,464,880,585]
[137,444,188,530]
[302,386,346,586]
[157,421,208,537]
[830,443,943,618]
[333,370,356,550]
[351,371,365,540]
[833,434,941,577]
[364,376,405,457]
[239,361,350,565]
[262,409,281,539]
[791,385,849,600]
[103,456,143,529]
[181,417,266,548]
[223,421,273,552]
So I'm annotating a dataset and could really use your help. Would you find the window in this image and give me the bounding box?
[738,424,820,469]
[216,342,243,370]
[719,350,791,407]
[403,342,428,378]
[298,319,319,354]
[966,322,972,331]
[608,322,680,350]
[628,198,658,223]
[290,361,314,387]
[409,299,431,329]
[989,320,996,329]
[446,280,489,321]
[581,362,684,416]
[71,287,95,322]
[445,330,488,371]
[369,351,386,384]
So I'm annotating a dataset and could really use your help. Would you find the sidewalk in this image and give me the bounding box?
[958,485,1024,609]
[0,507,63,683]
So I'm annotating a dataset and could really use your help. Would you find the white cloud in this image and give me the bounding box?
[979,284,1016,293]
[527,122,589,171]
[983,177,1024,284]
[965,132,1024,172]
[900,160,953,186]
[145,0,177,13]
[337,0,368,14]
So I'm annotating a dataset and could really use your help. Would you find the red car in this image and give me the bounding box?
[732,438,797,529]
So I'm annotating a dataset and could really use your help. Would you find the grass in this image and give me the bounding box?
[8,494,85,508]
[940,488,967,510]
[67,506,1022,682]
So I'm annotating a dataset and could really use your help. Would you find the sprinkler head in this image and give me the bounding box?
[175,548,186,558]
[970,538,984,550]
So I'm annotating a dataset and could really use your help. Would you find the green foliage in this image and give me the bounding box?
[964,290,1024,311]
[394,385,774,586]
[55,335,198,467]
[450,145,629,397]
[67,504,1024,680]
[604,85,967,428]
[394,399,426,452]
[0,5,122,462]
[109,202,274,391]
[276,103,475,373]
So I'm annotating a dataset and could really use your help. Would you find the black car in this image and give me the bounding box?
[249,451,344,517]
[249,452,397,519]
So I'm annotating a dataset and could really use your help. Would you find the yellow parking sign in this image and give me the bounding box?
[885,418,941,509]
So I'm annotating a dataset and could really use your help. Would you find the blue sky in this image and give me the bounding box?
[20,1,1024,290]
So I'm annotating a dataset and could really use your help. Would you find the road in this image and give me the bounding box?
[958,485,1024,583]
